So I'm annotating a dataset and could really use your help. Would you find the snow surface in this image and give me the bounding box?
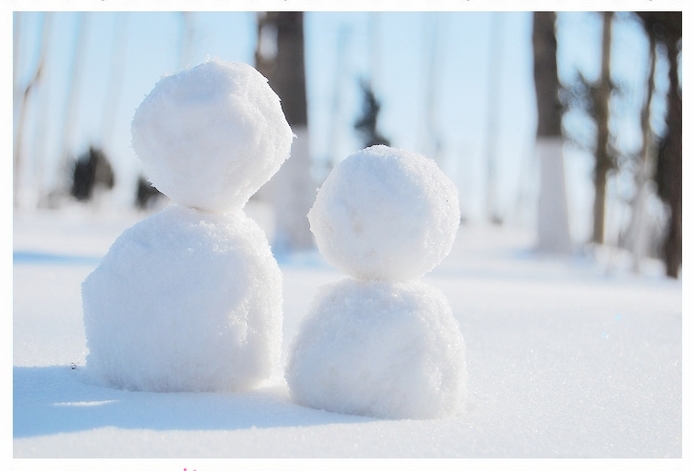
[12,205,683,468]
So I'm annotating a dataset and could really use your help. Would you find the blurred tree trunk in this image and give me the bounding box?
[354,79,390,148]
[591,12,614,245]
[255,12,315,252]
[659,30,682,278]
[532,12,571,254]
[13,13,50,209]
[55,12,88,205]
[624,29,657,273]
[637,12,682,278]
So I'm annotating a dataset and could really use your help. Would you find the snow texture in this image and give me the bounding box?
[286,279,467,419]
[82,204,283,392]
[80,61,291,393]
[131,60,294,212]
[289,145,466,419]
[12,209,683,461]
[308,145,461,281]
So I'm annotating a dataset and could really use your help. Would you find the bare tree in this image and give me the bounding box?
[354,79,390,148]
[532,12,572,254]
[485,12,503,225]
[70,145,115,202]
[13,12,51,208]
[591,12,614,245]
[636,12,682,278]
[623,26,659,273]
[255,12,315,252]
[54,13,89,205]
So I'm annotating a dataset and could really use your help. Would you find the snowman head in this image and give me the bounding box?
[131,60,294,212]
[308,145,460,281]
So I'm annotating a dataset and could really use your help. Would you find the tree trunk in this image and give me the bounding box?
[57,12,88,200]
[532,12,571,254]
[624,31,657,273]
[591,11,614,245]
[659,33,682,277]
[636,11,682,278]
[13,12,50,209]
[255,12,315,252]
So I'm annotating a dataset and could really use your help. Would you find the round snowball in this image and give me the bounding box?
[131,60,294,212]
[82,204,283,392]
[308,145,460,281]
[286,279,467,419]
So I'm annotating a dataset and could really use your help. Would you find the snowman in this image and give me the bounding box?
[285,145,467,419]
[81,60,294,392]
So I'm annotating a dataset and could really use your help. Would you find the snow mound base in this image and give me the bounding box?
[308,145,460,281]
[131,60,294,212]
[82,204,283,392]
[286,279,467,419]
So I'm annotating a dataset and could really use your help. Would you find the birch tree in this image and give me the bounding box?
[255,12,315,252]
[532,12,572,254]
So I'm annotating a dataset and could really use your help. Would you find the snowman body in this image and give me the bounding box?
[82,60,293,392]
[286,145,467,419]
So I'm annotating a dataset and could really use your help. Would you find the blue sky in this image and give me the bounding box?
[12,5,671,242]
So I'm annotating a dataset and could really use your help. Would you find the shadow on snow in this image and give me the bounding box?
[13,365,372,438]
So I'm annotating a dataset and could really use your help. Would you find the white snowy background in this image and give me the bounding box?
[12,201,682,469]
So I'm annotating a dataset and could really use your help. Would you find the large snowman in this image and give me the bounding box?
[286,145,467,419]
[82,60,293,392]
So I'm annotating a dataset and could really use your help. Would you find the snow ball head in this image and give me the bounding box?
[308,145,460,281]
[286,279,468,419]
[131,60,294,212]
[82,204,283,392]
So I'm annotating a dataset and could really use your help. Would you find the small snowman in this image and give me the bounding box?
[286,145,467,419]
[81,60,294,392]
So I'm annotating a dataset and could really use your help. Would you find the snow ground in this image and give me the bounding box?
[11,204,684,470]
